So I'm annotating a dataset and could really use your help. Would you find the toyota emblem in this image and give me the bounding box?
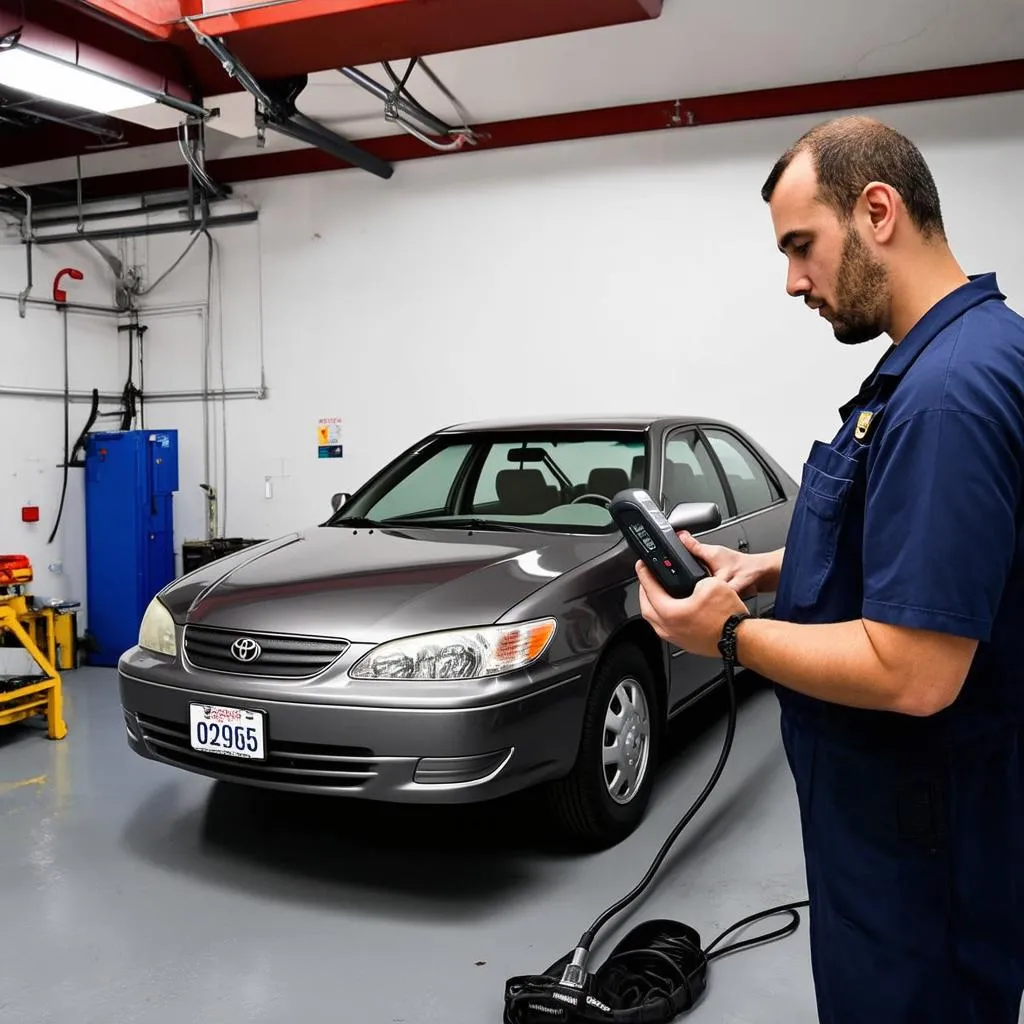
[230,637,262,663]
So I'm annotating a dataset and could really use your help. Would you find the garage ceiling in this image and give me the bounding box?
[0,0,1022,206]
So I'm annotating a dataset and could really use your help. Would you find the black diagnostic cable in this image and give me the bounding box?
[502,490,809,1023]
[48,307,72,545]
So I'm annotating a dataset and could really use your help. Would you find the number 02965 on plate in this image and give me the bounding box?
[189,703,266,760]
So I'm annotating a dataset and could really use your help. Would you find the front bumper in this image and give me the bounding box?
[118,652,589,804]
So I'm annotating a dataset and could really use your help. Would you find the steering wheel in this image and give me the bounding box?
[571,493,611,508]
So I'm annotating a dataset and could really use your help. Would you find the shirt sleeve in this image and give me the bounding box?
[861,407,1021,641]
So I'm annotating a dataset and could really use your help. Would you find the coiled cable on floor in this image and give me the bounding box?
[503,660,809,1023]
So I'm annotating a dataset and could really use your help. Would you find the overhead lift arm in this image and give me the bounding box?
[184,20,395,180]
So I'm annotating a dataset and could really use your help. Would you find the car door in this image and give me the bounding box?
[700,425,790,618]
[660,427,752,712]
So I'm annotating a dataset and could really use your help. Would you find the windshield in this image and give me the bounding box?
[330,432,649,533]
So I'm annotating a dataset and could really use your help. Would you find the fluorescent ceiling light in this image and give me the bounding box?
[0,47,156,114]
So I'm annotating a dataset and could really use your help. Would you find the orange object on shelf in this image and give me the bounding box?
[0,555,33,586]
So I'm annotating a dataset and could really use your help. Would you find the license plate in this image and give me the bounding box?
[189,703,266,760]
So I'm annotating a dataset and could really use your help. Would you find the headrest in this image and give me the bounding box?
[587,467,631,499]
[496,468,551,513]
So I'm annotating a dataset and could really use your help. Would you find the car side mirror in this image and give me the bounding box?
[667,501,722,534]
[331,492,350,512]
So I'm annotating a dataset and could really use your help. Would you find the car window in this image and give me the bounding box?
[338,433,647,534]
[472,444,561,508]
[703,428,780,516]
[663,430,730,516]
[469,439,644,514]
[365,443,472,519]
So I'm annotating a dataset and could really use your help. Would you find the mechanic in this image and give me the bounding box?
[636,114,1024,1024]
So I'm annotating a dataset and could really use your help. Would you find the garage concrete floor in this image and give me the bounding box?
[2,668,816,1024]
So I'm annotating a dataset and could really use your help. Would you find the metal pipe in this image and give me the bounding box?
[0,102,123,141]
[178,120,225,198]
[12,186,33,317]
[135,303,208,316]
[201,232,212,508]
[137,87,211,123]
[139,321,146,429]
[0,385,125,402]
[186,24,275,108]
[391,113,467,152]
[0,384,265,402]
[178,1,301,22]
[0,292,119,316]
[29,211,259,245]
[133,387,267,402]
[338,66,454,139]
[26,197,220,229]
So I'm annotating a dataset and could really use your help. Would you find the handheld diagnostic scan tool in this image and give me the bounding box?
[609,489,710,598]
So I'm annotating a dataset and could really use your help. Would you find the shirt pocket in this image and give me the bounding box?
[806,438,866,482]
[801,461,856,522]
[782,455,861,615]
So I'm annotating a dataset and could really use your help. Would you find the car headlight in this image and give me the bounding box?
[349,618,557,681]
[138,597,176,657]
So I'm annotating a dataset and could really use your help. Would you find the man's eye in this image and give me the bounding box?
[794,242,811,256]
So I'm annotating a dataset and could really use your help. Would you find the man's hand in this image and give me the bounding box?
[636,561,748,657]
[678,533,782,599]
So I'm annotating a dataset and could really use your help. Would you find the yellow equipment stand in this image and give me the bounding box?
[0,562,68,740]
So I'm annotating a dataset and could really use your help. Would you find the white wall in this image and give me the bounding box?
[0,233,229,630]
[0,238,124,623]
[10,91,1024,581]
[120,223,264,559]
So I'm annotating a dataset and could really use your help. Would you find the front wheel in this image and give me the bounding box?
[546,643,662,849]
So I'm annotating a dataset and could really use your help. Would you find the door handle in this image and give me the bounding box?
[738,538,750,552]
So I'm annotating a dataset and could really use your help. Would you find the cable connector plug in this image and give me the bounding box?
[559,947,590,989]
[504,947,612,1024]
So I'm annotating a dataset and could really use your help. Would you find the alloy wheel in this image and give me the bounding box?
[602,676,651,805]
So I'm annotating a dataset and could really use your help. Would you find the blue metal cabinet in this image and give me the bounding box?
[84,430,179,666]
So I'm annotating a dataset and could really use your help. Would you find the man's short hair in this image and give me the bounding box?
[761,115,946,239]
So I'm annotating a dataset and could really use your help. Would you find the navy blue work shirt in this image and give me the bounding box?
[773,273,1024,746]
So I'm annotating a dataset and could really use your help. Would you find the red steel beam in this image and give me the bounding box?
[187,0,663,81]
[11,59,1024,199]
[194,0,661,37]
[6,0,663,98]
[67,0,181,39]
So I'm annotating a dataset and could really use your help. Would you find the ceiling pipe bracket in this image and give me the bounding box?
[185,18,393,179]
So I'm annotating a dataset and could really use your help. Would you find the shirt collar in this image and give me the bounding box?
[839,273,1005,420]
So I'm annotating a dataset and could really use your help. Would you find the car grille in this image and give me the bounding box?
[135,713,378,790]
[183,625,348,678]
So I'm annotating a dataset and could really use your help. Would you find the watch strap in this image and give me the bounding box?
[718,612,751,665]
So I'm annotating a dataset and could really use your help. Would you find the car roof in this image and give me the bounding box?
[437,414,721,433]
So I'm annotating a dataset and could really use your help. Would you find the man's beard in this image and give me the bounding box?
[824,228,890,345]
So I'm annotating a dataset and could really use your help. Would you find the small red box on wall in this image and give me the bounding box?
[21,505,40,523]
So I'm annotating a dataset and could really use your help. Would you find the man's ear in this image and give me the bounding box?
[862,181,897,244]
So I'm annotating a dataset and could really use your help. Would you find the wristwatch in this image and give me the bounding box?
[718,612,751,666]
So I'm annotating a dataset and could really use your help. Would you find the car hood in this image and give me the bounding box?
[163,525,615,642]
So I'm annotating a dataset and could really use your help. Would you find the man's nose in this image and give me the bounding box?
[787,267,811,298]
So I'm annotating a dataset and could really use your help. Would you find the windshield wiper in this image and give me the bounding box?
[331,515,389,528]
[399,518,545,532]
[333,515,555,533]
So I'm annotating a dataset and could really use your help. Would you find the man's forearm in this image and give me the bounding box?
[754,547,785,594]
[735,615,919,714]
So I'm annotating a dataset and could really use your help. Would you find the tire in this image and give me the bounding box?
[547,642,662,849]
